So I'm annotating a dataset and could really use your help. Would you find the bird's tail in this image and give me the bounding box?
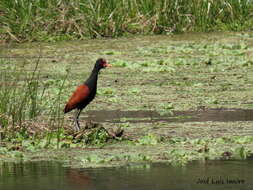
[64,104,71,113]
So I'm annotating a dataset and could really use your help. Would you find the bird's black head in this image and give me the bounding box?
[94,58,111,70]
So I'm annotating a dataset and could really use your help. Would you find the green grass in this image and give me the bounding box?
[0,0,253,42]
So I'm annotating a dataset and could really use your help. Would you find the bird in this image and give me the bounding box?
[64,58,111,131]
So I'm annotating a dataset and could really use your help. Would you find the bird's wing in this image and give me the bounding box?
[64,84,90,113]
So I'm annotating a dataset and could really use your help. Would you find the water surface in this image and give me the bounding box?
[84,108,253,123]
[0,160,252,190]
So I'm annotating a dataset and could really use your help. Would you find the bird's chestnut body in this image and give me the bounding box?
[64,84,91,113]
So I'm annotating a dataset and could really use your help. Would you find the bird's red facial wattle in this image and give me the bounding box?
[102,60,112,68]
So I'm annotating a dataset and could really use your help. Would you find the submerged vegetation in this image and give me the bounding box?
[1,32,253,167]
[0,0,253,42]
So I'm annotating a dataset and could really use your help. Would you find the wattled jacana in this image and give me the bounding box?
[64,58,111,131]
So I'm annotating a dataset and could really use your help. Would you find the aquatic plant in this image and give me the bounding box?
[137,133,160,145]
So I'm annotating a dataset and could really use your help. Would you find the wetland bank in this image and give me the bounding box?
[1,32,253,168]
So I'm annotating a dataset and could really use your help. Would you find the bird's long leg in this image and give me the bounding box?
[74,109,82,132]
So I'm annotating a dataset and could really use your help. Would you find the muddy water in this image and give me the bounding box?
[0,160,252,190]
[84,108,253,123]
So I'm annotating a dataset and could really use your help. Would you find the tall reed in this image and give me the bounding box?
[0,58,67,140]
[0,0,253,42]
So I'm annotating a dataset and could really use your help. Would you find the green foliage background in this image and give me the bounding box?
[0,0,253,42]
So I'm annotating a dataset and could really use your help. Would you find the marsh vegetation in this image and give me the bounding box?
[0,0,253,42]
[1,32,253,167]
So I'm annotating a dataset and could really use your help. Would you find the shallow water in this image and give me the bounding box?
[84,108,253,123]
[0,160,252,190]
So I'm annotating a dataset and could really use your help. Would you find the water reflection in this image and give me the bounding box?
[0,160,253,190]
[66,169,91,189]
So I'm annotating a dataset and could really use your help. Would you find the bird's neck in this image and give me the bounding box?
[84,67,99,89]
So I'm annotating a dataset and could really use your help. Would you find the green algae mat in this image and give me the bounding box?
[1,32,253,167]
